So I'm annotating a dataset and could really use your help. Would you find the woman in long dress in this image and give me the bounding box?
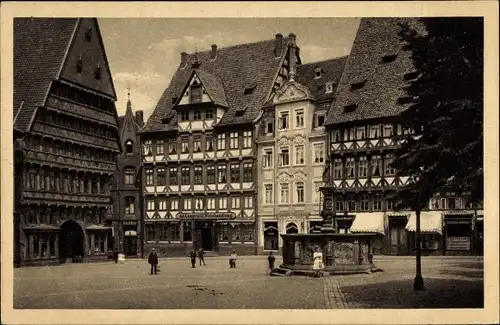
[312,246,324,277]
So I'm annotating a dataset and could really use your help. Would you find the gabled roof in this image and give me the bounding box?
[296,56,348,102]
[143,37,292,132]
[194,69,228,107]
[325,18,425,126]
[119,100,142,141]
[13,18,78,132]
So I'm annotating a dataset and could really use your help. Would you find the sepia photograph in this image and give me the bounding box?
[1,1,499,324]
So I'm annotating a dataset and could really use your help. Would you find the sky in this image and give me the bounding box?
[98,18,360,121]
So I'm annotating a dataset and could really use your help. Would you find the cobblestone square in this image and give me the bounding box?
[14,256,483,309]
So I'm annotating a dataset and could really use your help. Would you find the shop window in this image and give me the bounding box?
[231,225,241,242]
[169,224,180,241]
[146,224,156,241]
[421,234,440,250]
[337,219,353,234]
[183,222,192,241]
[242,224,254,242]
[219,224,230,242]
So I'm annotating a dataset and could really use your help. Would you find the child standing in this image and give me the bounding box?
[268,251,276,273]
[229,250,237,268]
[190,249,197,268]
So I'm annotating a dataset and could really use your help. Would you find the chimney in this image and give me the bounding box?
[288,33,297,81]
[274,33,283,57]
[180,52,188,67]
[211,44,217,59]
[135,110,144,128]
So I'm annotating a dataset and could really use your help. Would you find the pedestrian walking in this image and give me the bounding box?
[148,248,159,275]
[190,249,197,268]
[229,250,237,268]
[113,248,119,264]
[312,246,324,277]
[198,248,206,266]
[268,251,276,273]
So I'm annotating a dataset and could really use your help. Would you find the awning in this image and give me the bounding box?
[124,230,137,236]
[86,225,113,231]
[349,212,385,235]
[405,211,443,234]
[441,210,474,216]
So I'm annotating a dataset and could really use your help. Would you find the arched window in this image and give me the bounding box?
[125,140,134,154]
[286,222,299,234]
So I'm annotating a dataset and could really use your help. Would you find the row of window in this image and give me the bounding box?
[145,195,254,211]
[262,143,325,168]
[332,155,396,179]
[136,162,253,186]
[178,107,214,121]
[263,182,323,205]
[143,131,253,156]
[39,107,117,140]
[332,195,397,212]
[24,167,111,195]
[144,223,254,243]
[330,123,411,142]
[50,81,115,113]
[272,110,326,133]
[25,135,116,163]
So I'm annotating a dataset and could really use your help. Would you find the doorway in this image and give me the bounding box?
[201,228,213,251]
[388,217,409,255]
[59,220,85,262]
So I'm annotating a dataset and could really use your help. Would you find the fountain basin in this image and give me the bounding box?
[271,233,384,276]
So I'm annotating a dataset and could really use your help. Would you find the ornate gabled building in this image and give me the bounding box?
[256,41,348,254]
[13,18,121,266]
[112,92,144,257]
[322,18,483,256]
[139,34,297,256]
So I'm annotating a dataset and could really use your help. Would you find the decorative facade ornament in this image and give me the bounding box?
[277,137,289,147]
[293,135,306,145]
[277,173,291,183]
[293,172,307,182]
[273,82,311,104]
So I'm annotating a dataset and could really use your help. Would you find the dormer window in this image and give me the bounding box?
[344,104,358,113]
[314,68,325,79]
[325,82,335,94]
[76,56,83,73]
[85,27,92,42]
[314,111,326,128]
[244,83,256,95]
[235,106,247,116]
[205,108,214,119]
[350,79,366,91]
[190,84,202,104]
[125,140,134,154]
[381,52,398,63]
[180,111,189,121]
[266,121,274,134]
[94,65,101,80]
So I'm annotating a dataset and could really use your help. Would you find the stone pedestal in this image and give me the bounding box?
[273,233,383,276]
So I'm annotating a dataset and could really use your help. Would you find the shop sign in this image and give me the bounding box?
[446,236,471,251]
[177,212,236,220]
[122,221,137,226]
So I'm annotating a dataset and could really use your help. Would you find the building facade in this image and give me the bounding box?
[112,95,144,256]
[256,47,347,253]
[13,18,121,266]
[321,18,483,256]
[139,34,297,256]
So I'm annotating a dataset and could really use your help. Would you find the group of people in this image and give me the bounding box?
[146,248,279,274]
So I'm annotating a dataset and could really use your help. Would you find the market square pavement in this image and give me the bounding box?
[14,255,483,309]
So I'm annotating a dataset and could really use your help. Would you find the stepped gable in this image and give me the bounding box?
[13,18,78,132]
[296,56,348,102]
[325,18,425,126]
[143,36,292,132]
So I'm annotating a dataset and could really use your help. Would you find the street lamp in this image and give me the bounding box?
[412,169,424,291]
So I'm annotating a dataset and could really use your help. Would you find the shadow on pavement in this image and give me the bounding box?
[437,269,484,279]
[340,278,484,308]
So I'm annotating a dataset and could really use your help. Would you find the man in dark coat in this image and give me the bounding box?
[198,248,206,266]
[113,248,119,264]
[148,248,159,275]
[268,251,276,273]
[190,249,197,268]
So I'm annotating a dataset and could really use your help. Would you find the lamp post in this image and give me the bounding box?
[413,175,424,291]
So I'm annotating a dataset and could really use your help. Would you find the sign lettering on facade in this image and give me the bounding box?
[177,212,236,220]
[446,236,471,251]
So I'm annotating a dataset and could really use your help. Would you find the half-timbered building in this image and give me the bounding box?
[256,39,347,254]
[13,18,121,266]
[321,18,483,256]
[139,34,297,256]
[112,94,144,256]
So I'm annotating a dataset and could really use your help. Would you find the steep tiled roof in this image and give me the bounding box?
[143,37,291,132]
[325,18,425,126]
[296,56,348,102]
[14,18,78,132]
[195,69,228,107]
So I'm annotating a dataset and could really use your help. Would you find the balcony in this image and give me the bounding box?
[24,150,115,173]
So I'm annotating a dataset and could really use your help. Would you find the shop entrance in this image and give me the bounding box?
[59,220,85,262]
[123,230,137,256]
[388,217,409,255]
[201,228,213,251]
[195,221,214,251]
